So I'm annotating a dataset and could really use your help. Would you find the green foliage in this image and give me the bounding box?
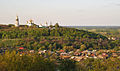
[0,51,55,71]
[80,44,86,51]
[0,26,120,71]
[55,23,59,28]
[76,58,120,71]
[59,59,76,71]
[8,24,14,27]
[0,27,115,50]
[63,46,74,52]
[0,51,120,71]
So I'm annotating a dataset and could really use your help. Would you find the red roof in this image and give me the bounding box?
[91,54,95,57]
[80,51,83,53]
[59,50,64,52]
[19,47,24,50]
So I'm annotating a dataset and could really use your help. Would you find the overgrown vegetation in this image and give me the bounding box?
[0,51,119,71]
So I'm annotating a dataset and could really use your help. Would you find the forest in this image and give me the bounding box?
[0,25,119,51]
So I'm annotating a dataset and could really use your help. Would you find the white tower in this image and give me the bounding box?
[15,16,19,27]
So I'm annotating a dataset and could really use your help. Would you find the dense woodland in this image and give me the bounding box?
[0,25,119,51]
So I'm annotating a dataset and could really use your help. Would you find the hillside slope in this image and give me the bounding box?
[0,27,115,50]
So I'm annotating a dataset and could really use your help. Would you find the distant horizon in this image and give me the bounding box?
[0,23,120,27]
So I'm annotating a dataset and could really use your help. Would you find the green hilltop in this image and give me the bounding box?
[0,25,116,51]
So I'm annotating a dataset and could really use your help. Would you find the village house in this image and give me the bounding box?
[29,50,35,53]
[108,37,117,40]
[60,55,71,59]
[97,55,104,59]
[112,53,118,57]
[74,49,81,56]
[73,56,84,62]
[38,50,47,55]
[97,52,109,59]
[60,52,71,59]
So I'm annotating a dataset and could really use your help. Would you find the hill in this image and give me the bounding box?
[0,26,116,51]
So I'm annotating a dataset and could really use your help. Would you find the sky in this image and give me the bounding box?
[0,0,120,26]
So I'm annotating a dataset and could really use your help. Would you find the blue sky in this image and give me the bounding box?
[0,0,120,26]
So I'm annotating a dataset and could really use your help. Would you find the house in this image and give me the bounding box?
[91,53,95,57]
[92,50,97,53]
[108,37,116,40]
[43,50,47,53]
[60,55,71,59]
[82,50,89,53]
[69,51,74,54]
[74,52,81,56]
[16,47,24,50]
[70,56,75,59]
[97,55,104,59]
[102,53,108,57]
[111,37,116,40]
[112,53,118,57]
[110,50,116,53]
[20,54,22,56]
[30,50,35,53]
[74,49,81,56]
[86,53,97,58]
[38,50,47,54]
[19,47,24,50]
[60,52,71,59]
[102,53,108,58]
[74,56,84,62]
[60,52,68,56]
[97,53,108,59]
[38,51,43,54]
[59,50,64,53]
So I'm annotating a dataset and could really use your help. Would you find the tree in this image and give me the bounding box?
[49,25,53,28]
[55,23,59,28]
[59,59,76,71]
[48,44,53,51]
[80,44,86,51]
[55,30,60,36]
[8,24,14,27]
[63,46,74,52]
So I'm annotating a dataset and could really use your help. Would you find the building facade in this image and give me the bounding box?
[15,16,19,27]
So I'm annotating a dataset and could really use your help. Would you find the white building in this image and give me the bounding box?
[39,23,43,27]
[27,19,34,27]
[15,16,19,27]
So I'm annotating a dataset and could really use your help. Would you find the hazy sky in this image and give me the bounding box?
[0,0,120,26]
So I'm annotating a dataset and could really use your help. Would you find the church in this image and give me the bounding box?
[27,19,34,27]
[15,16,19,27]
[14,16,49,28]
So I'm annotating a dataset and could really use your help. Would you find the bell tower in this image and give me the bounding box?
[15,16,19,27]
